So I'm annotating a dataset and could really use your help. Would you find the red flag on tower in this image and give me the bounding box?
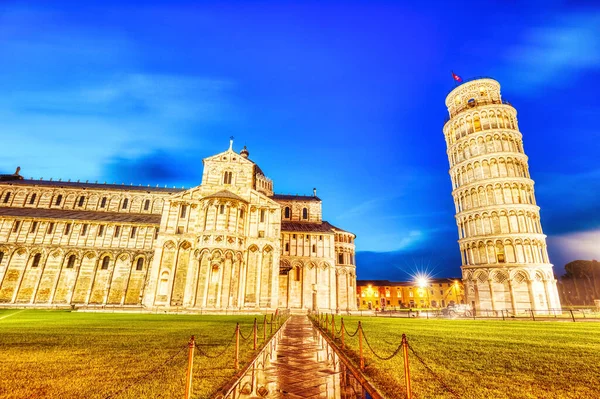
[452,71,463,82]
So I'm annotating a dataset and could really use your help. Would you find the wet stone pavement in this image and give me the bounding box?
[230,315,367,398]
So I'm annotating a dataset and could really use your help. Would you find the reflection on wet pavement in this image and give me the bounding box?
[224,315,368,398]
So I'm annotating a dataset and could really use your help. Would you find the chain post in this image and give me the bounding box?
[358,321,364,371]
[331,314,335,339]
[184,335,195,399]
[253,318,257,350]
[235,323,240,370]
[401,334,412,399]
[530,309,536,321]
[270,313,273,335]
[341,318,345,350]
[263,314,267,342]
[569,309,576,322]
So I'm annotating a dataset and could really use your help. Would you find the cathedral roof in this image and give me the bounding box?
[0,207,161,224]
[202,190,247,202]
[0,178,184,193]
[280,220,351,234]
[270,194,321,202]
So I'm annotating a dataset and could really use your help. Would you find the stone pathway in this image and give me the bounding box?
[238,315,364,398]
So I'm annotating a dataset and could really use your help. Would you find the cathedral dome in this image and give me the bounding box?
[240,146,249,158]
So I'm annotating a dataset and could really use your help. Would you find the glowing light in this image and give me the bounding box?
[415,273,430,288]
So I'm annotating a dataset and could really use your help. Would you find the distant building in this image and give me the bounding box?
[443,78,561,313]
[0,141,357,312]
[356,279,464,310]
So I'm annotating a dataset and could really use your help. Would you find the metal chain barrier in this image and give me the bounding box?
[104,345,187,398]
[195,331,237,359]
[407,343,461,398]
[361,328,404,361]
[239,327,252,341]
[343,323,360,338]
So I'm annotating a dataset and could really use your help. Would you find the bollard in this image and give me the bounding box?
[358,321,364,371]
[184,335,195,399]
[253,318,258,350]
[263,315,267,342]
[235,323,240,370]
[331,314,335,339]
[270,313,273,335]
[401,334,412,399]
[569,309,576,322]
[341,318,345,350]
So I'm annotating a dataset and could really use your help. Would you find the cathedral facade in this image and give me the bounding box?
[0,142,357,312]
[443,78,561,313]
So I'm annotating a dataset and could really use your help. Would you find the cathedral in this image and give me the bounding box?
[0,141,357,312]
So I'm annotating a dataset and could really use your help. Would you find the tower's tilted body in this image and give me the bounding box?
[443,78,560,314]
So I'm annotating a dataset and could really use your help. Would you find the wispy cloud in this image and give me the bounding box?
[506,13,600,92]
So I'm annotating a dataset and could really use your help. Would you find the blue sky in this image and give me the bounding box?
[1,1,599,280]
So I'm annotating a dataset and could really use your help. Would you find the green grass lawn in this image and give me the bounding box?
[329,316,600,399]
[0,309,276,399]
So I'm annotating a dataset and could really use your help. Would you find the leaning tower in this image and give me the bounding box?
[443,78,561,314]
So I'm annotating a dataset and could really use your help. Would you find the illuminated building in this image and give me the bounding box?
[356,279,464,310]
[443,78,561,313]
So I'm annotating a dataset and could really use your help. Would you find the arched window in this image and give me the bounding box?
[29,193,37,204]
[260,209,265,222]
[0,251,4,264]
[312,244,316,253]
[122,198,129,209]
[180,205,187,218]
[338,253,344,264]
[223,171,233,184]
[136,258,144,271]
[100,197,107,208]
[240,208,245,219]
[3,192,11,203]
[78,196,85,207]
[284,207,290,219]
[130,226,137,238]
[101,256,110,270]
[294,267,301,282]
[285,243,289,251]
[31,253,41,268]
[302,208,308,220]
[66,255,76,269]
[55,195,63,206]
[144,199,150,211]
[473,115,481,132]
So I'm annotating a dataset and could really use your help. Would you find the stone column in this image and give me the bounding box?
[345,271,350,312]
[488,279,496,313]
[30,253,51,304]
[85,257,101,305]
[543,279,553,312]
[166,246,181,306]
[67,256,85,304]
[102,257,119,305]
[120,258,136,306]
[254,250,263,309]
[527,279,537,312]
[335,271,340,313]
[508,279,517,314]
